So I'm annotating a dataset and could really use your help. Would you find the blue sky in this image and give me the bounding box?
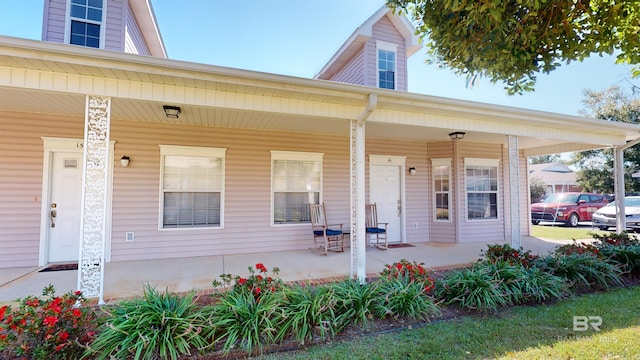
[0,0,636,116]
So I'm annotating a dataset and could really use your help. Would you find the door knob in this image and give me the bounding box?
[50,210,57,228]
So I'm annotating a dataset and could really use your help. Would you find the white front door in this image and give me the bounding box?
[48,151,83,263]
[370,164,402,242]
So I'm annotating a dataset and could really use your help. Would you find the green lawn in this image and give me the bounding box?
[530,224,609,240]
[258,286,640,360]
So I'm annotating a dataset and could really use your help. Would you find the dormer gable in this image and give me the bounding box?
[41,0,166,58]
[314,6,420,91]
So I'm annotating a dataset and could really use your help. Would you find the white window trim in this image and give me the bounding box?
[432,158,452,222]
[158,145,226,231]
[376,40,398,90]
[464,158,501,222]
[270,150,323,227]
[64,0,106,49]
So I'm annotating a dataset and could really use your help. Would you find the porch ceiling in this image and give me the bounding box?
[1,35,639,155]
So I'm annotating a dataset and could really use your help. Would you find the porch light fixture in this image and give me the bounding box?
[448,131,466,140]
[409,167,416,175]
[163,105,181,118]
[120,155,130,167]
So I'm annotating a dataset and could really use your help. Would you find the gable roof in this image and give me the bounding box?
[314,6,419,80]
[129,0,167,58]
[528,163,574,173]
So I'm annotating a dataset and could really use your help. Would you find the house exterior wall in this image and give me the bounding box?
[41,0,129,52]
[457,142,506,243]
[0,111,434,268]
[327,49,366,86]
[0,111,84,268]
[42,0,66,43]
[325,15,408,91]
[124,5,151,55]
[427,142,456,242]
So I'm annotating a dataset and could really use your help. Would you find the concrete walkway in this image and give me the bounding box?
[0,236,568,305]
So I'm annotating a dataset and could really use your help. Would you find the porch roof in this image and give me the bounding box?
[0,35,639,156]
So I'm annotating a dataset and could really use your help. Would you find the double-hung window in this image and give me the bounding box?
[432,159,451,221]
[377,41,397,90]
[465,158,499,220]
[69,0,103,48]
[271,151,322,224]
[159,145,225,229]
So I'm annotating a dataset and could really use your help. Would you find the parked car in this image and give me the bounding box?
[530,192,608,227]
[592,196,640,231]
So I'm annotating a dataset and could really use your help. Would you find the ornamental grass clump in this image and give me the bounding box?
[211,288,282,356]
[86,285,216,360]
[375,277,440,320]
[534,253,624,291]
[332,279,380,328]
[435,265,508,312]
[597,244,640,278]
[276,283,340,344]
[0,285,96,360]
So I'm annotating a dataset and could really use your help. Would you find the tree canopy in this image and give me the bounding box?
[570,86,640,194]
[387,0,640,94]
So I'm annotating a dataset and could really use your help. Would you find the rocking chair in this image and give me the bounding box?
[366,203,388,250]
[309,203,345,255]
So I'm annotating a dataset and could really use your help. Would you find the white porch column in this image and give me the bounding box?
[351,94,377,283]
[77,95,111,304]
[508,135,521,248]
[613,146,626,233]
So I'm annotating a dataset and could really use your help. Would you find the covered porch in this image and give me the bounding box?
[1,236,569,305]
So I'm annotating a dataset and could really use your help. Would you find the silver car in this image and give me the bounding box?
[592,196,640,231]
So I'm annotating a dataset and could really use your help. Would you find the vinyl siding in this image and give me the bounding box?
[427,142,456,242]
[0,111,84,268]
[124,5,151,55]
[367,16,408,91]
[366,138,429,243]
[328,49,366,86]
[104,0,125,52]
[457,142,505,243]
[42,0,66,43]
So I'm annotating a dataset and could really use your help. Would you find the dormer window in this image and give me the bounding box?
[69,0,103,48]
[377,41,398,90]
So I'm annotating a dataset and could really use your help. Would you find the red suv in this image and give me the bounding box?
[530,192,608,227]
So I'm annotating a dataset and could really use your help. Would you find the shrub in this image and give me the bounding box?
[591,231,640,246]
[86,285,215,360]
[434,266,508,312]
[214,263,283,300]
[480,244,538,267]
[598,244,640,278]
[276,284,339,344]
[534,254,625,291]
[485,261,567,304]
[332,279,380,328]
[0,285,96,360]
[211,289,281,356]
[554,241,600,257]
[380,259,435,292]
[375,277,440,320]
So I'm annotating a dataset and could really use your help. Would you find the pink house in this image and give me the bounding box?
[1,1,638,301]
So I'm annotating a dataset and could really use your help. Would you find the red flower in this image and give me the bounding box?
[55,344,65,351]
[58,331,69,341]
[74,290,82,296]
[43,316,58,327]
[255,263,267,272]
[72,309,82,317]
[396,263,403,270]
[256,275,263,281]
[237,278,247,285]
[0,305,7,319]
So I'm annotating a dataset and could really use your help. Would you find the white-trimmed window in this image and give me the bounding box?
[271,151,322,225]
[377,41,397,90]
[465,158,500,220]
[432,159,451,221]
[159,145,226,229]
[69,0,103,48]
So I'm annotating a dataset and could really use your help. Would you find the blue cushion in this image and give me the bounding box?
[366,227,386,234]
[314,229,342,236]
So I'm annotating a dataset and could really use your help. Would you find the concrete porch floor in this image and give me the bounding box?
[0,236,569,305]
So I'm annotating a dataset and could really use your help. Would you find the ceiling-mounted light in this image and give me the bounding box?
[448,131,466,140]
[163,105,181,118]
